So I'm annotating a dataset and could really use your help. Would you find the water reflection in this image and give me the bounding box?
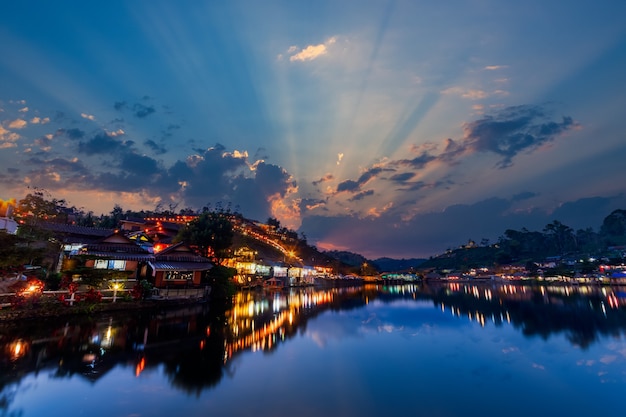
[2,282,626,404]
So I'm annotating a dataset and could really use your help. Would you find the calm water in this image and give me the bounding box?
[2,282,626,417]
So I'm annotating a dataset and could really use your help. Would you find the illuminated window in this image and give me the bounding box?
[94,259,126,270]
[109,260,126,270]
[94,259,108,269]
[164,271,193,280]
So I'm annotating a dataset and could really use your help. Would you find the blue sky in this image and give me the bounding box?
[1,0,625,258]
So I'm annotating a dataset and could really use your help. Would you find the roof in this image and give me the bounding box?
[155,242,210,263]
[149,261,213,271]
[80,232,153,258]
[37,221,114,243]
[84,252,155,261]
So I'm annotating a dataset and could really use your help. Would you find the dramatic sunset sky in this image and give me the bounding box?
[1,0,625,258]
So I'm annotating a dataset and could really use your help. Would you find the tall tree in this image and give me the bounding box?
[175,211,233,262]
[543,220,575,254]
[600,209,626,245]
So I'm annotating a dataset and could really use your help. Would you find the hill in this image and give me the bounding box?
[372,257,427,272]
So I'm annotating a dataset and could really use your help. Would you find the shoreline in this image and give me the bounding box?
[0,297,208,323]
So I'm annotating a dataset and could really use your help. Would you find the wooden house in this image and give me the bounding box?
[148,242,213,288]
[76,232,153,278]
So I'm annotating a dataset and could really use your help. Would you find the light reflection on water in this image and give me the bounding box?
[2,282,626,416]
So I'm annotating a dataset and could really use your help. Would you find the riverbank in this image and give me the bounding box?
[0,297,209,322]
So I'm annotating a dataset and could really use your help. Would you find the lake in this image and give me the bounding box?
[2,282,626,416]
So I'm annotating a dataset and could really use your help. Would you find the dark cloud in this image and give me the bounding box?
[330,104,577,203]
[551,196,621,229]
[391,152,436,169]
[119,153,160,175]
[78,133,131,155]
[24,157,90,176]
[7,168,19,174]
[56,128,85,140]
[253,147,269,161]
[133,103,155,118]
[356,167,388,184]
[454,105,577,168]
[92,171,155,192]
[301,194,626,259]
[336,167,395,194]
[389,172,416,183]
[254,162,293,197]
[337,180,360,193]
[114,101,127,111]
[35,135,52,148]
[313,174,334,186]
[349,190,374,201]
[144,139,167,155]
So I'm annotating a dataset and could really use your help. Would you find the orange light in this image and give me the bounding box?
[135,357,146,377]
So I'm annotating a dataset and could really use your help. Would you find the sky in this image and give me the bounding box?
[1,0,625,259]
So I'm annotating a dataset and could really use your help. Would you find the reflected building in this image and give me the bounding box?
[3,282,626,397]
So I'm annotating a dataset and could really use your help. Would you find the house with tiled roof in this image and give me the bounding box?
[149,242,213,288]
[63,231,213,290]
[76,232,153,278]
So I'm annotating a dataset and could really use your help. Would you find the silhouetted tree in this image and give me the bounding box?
[600,209,626,245]
[175,211,233,262]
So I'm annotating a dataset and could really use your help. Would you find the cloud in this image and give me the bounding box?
[133,103,155,118]
[57,128,85,140]
[454,105,578,168]
[118,153,160,175]
[391,152,437,170]
[30,116,50,124]
[8,119,27,129]
[337,166,395,194]
[349,190,374,202]
[484,65,508,70]
[302,194,626,259]
[389,172,416,183]
[107,129,125,137]
[78,132,132,155]
[80,113,95,121]
[337,179,360,193]
[34,134,53,149]
[144,139,167,155]
[441,86,490,100]
[289,36,337,62]
[312,173,334,186]
[0,125,20,148]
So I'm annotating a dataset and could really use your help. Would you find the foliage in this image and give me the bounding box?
[601,209,626,246]
[45,272,62,290]
[131,279,153,300]
[267,217,281,229]
[82,288,103,303]
[205,265,236,302]
[0,232,43,269]
[175,211,234,261]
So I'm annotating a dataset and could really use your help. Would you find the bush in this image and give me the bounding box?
[82,288,103,303]
[131,279,153,300]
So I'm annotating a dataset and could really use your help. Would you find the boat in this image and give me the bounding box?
[263,278,284,290]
